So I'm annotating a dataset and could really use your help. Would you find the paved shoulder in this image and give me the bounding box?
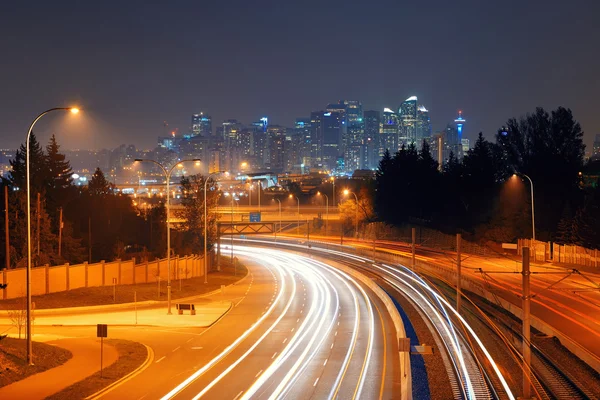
[0,338,118,400]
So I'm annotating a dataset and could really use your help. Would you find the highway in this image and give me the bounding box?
[236,237,518,400]
[27,245,399,399]
[158,246,399,400]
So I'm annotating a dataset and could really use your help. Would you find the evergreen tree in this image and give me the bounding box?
[8,133,47,193]
[45,134,76,226]
[88,168,112,196]
[496,107,585,239]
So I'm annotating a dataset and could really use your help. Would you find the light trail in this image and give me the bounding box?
[160,257,290,400]
[236,237,515,399]
[163,245,382,400]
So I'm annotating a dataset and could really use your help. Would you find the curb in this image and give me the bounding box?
[86,343,154,400]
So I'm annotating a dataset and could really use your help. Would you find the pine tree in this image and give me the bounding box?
[45,135,75,225]
[88,168,112,196]
[8,133,47,193]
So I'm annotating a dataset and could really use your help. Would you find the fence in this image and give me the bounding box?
[517,239,599,267]
[0,254,211,300]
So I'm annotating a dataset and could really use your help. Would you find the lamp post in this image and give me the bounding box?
[330,176,335,206]
[273,198,281,239]
[204,171,224,284]
[26,107,80,364]
[317,191,329,236]
[135,158,200,315]
[289,194,299,235]
[343,189,359,238]
[513,173,536,243]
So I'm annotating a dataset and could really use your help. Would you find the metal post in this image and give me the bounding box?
[26,107,77,365]
[100,336,104,378]
[88,216,92,263]
[522,246,532,399]
[258,182,261,213]
[231,195,234,268]
[135,158,200,311]
[457,233,462,313]
[4,186,9,269]
[166,170,172,315]
[36,193,40,258]
[411,227,416,269]
[58,207,63,258]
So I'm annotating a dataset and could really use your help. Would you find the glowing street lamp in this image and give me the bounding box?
[25,107,80,364]
[272,198,282,239]
[135,158,200,314]
[512,173,535,242]
[289,194,300,235]
[343,189,359,237]
[317,191,329,236]
[204,171,226,283]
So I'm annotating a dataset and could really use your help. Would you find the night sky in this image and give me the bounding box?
[1,0,598,151]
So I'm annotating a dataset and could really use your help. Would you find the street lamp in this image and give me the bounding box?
[204,171,225,284]
[289,194,299,235]
[512,173,536,243]
[317,191,328,236]
[343,189,359,238]
[273,198,282,239]
[135,158,200,315]
[330,176,336,206]
[25,107,80,364]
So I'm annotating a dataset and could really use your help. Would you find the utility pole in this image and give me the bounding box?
[88,216,92,263]
[58,207,63,257]
[411,227,416,269]
[36,193,41,259]
[456,233,462,313]
[4,186,9,269]
[522,246,532,399]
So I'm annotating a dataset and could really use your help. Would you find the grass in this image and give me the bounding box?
[46,339,147,400]
[0,261,248,310]
[0,337,72,388]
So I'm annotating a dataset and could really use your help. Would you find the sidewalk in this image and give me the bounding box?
[0,300,232,328]
[0,338,118,400]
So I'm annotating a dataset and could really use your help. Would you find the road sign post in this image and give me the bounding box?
[97,324,107,378]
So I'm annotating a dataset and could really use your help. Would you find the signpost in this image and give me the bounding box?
[97,324,108,378]
[249,212,261,222]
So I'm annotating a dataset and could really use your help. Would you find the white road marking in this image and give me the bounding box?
[283,338,287,344]
[313,377,320,387]
[255,370,263,378]
[191,347,203,350]
[155,356,166,363]
[272,352,278,359]
[172,346,180,352]
[233,391,244,400]
[323,358,328,366]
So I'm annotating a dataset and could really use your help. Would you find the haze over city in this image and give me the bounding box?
[1,2,600,400]
[1,0,599,150]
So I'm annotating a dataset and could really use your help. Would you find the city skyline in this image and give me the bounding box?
[1,1,598,151]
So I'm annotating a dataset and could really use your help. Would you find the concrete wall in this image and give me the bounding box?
[31,267,46,296]
[48,266,67,293]
[0,255,200,300]
[69,264,86,290]
[88,263,103,287]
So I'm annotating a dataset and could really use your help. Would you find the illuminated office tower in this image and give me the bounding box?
[416,105,431,144]
[455,110,466,142]
[380,108,399,156]
[363,110,380,169]
[191,112,212,137]
[399,96,418,147]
